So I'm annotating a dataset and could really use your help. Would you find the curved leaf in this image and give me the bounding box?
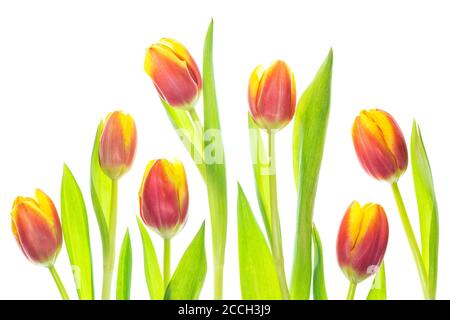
[411,121,439,298]
[312,225,327,300]
[164,222,207,300]
[116,229,132,300]
[90,120,112,255]
[61,164,94,300]
[137,218,164,300]
[291,49,333,299]
[203,19,228,299]
[237,184,282,300]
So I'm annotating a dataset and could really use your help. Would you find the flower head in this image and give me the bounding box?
[144,38,202,109]
[139,159,189,239]
[352,109,408,182]
[99,111,137,180]
[337,201,389,283]
[11,189,62,266]
[248,60,296,131]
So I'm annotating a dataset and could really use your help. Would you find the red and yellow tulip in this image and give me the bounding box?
[144,38,202,109]
[337,201,389,283]
[11,189,62,266]
[99,111,137,180]
[352,109,408,182]
[248,60,296,131]
[139,159,189,239]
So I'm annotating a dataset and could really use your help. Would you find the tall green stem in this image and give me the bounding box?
[346,281,357,300]
[190,107,225,300]
[102,179,118,300]
[164,239,171,288]
[268,131,290,300]
[391,182,429,299]
[49,266,69,300]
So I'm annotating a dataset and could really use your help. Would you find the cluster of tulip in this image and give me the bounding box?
[9,20,439,300]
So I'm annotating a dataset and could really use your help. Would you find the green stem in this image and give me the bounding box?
[346,281,357,300]
[102,179,118,300]
[391,182,430,299]
[214,264,224,300]
[268,131,290,300]
[190,107,225,300]
[49,266,69,300]
[164,239,171,288]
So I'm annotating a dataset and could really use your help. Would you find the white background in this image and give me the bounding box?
[0,0,449,300]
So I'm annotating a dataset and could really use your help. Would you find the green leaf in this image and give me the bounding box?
[312,225,327,300]
[203,18,228,297]
[237,184,282,300]
[367,262,387,300]
[116,229,132,300]
[137,218,164,300]
[61,164,94,300]
[161,99,206,179]
[248,115,272,241]
[411,121,439,299]
[90,120,112,255]
[291,49,333,299]
[164,223,207,300]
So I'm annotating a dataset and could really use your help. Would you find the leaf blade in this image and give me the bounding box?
[237,184,282,300]
[164,223,207,300]
[411,121,439,298]
[203,19,228,293]
[137,218,164,300]
[61,164,94,300]
[291,49,333,299]
[90,120,112,255]
[312,225,327,300]
[116,229,132,300]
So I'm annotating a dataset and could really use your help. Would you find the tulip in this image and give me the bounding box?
[352,109,431,299]
[99,111,137,180]
[352,109,408,183]
[248,60,296,131]
[139,159,189,288]
[11,189,69,299]
[139,159,189,238]
[247,60,296,299]
[11,189,62,266]
[98,110,137,299]
[337,201,389,299]
[144,38,202,109]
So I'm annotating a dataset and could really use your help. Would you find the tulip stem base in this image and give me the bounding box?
[346,281,357,300]
[49,266,69,300]
[164,239,171,288]
[268,131,290,300]
[391,182,430,299]
[102,179,119,300]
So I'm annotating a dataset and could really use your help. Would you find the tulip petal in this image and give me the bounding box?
[159,38,202,88]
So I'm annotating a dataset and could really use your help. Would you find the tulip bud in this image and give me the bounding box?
[352,109,408,183]
[337,201,389,283]
[11,189,63,266]
[248,60,296,131]
[99,111,137,180]
[139,159,189,239]
[144,38,202,109]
